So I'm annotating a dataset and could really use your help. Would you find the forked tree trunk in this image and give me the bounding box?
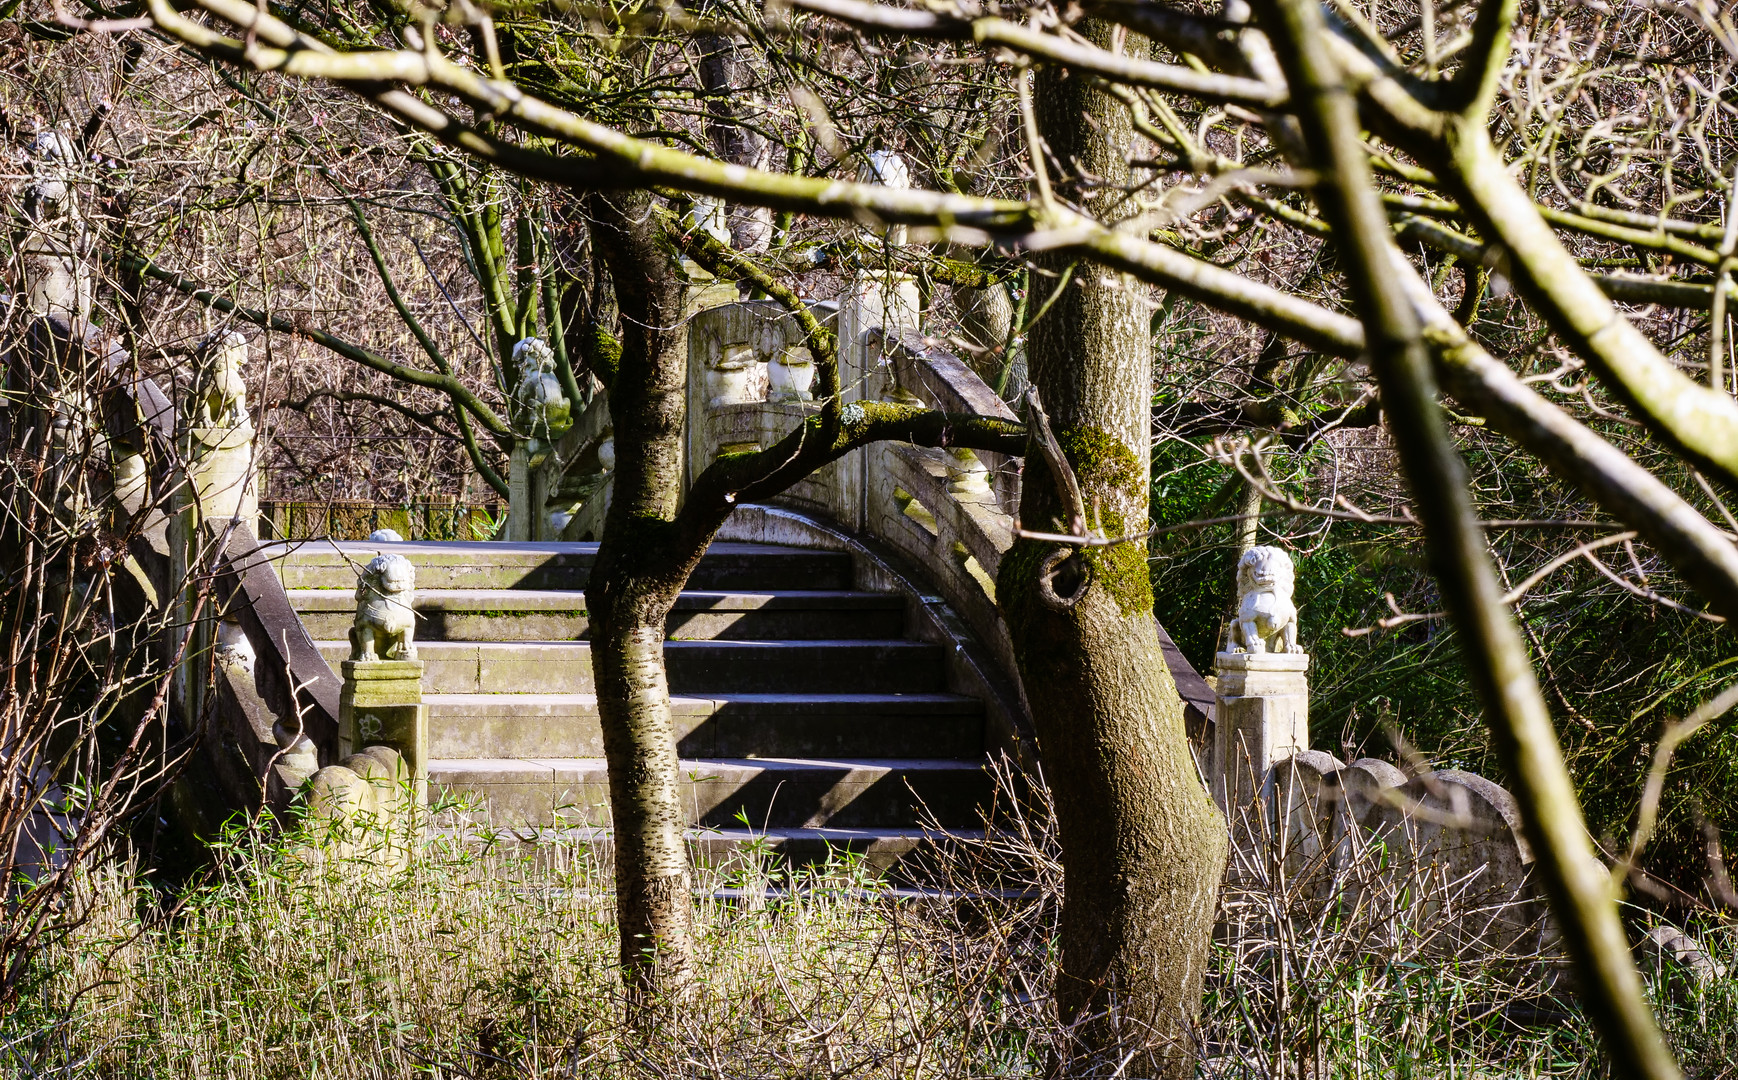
[582,189,699,992]
[996,24,1228,1076]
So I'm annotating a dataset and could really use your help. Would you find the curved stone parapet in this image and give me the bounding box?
[1273,749,1345,896]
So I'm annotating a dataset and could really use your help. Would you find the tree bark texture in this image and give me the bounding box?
[998,24,1228,1075]
[582,189,698,991]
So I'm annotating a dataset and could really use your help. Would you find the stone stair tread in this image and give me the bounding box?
[437,825,983,842]
[423,692,977,708]
[270,539,821,558]
[314,638,937,652]
[429,756,986,774]
[288,588,900,610]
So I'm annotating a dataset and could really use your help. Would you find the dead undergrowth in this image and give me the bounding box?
[4,773,1731,1079]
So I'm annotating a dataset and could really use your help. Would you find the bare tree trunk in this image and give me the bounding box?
[582,189,698,993]
[997,24,1228,1076]
[694,34,773,252]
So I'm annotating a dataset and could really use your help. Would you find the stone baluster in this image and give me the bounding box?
[767,344,815,403]
[1212,546,1310,835]
[944,447,993,498]
[705,340,761,408]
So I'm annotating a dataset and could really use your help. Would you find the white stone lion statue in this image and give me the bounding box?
[350,553,417,661]
[511,337,571,460]
[191,330,255,447]
[1228,545,1301,655]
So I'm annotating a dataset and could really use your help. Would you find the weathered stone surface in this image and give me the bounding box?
[1273,750,1345,896]
[420,690,981,760]
[1388,769,1541,951]
[269,539,853,591]
[338,659,426,807]
[430,756,991,830]
[293,587,906,642]
[1641,924,1728,991]
[1212,650,1310,817]
[317,639,949,695]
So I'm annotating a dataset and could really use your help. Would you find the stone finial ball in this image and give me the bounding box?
[367,528,404,543]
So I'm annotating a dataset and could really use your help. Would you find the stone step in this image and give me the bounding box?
[429,757,991,829]
[265,540,852,592]
[423,692,983,760]
[434,824,980,874]
[290,589,906,642]
[315,639,947,695]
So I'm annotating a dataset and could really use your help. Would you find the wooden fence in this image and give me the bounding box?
[258,499,502,542]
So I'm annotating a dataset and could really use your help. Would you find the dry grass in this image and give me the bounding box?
[3,779,1733,1079]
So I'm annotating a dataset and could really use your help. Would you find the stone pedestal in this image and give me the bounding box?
[1212,651,1310,819]
[188,426,259,524]
[339,659,427,806]
[169,425,259,728]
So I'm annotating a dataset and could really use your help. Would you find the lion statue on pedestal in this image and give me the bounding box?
[350,554,417,661]
[1228,545,1301,655]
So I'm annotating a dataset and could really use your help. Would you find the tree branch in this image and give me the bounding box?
[1257,0,1682,1073]
[122,254,514,443]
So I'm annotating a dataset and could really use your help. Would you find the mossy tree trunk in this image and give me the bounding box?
[996,23,1228,1076]
[582,189,701,993]
[580,192,1029,1001]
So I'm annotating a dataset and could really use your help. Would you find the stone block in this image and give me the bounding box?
[1391,769,1542,953]
[339,659,427,806]
[1212,651,1309,821]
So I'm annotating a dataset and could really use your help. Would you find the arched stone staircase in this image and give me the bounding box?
[272,535,996,865]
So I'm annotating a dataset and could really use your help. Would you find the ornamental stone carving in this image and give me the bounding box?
[1228,545,1301,655]
[350,553,417,662]
[190,331,255,451]
[510,337,571,464]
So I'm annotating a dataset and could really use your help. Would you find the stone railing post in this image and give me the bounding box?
[1212,546,1309,826]
[171,330,260,727]
[22,130,93,326]
[338,553,427,807]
